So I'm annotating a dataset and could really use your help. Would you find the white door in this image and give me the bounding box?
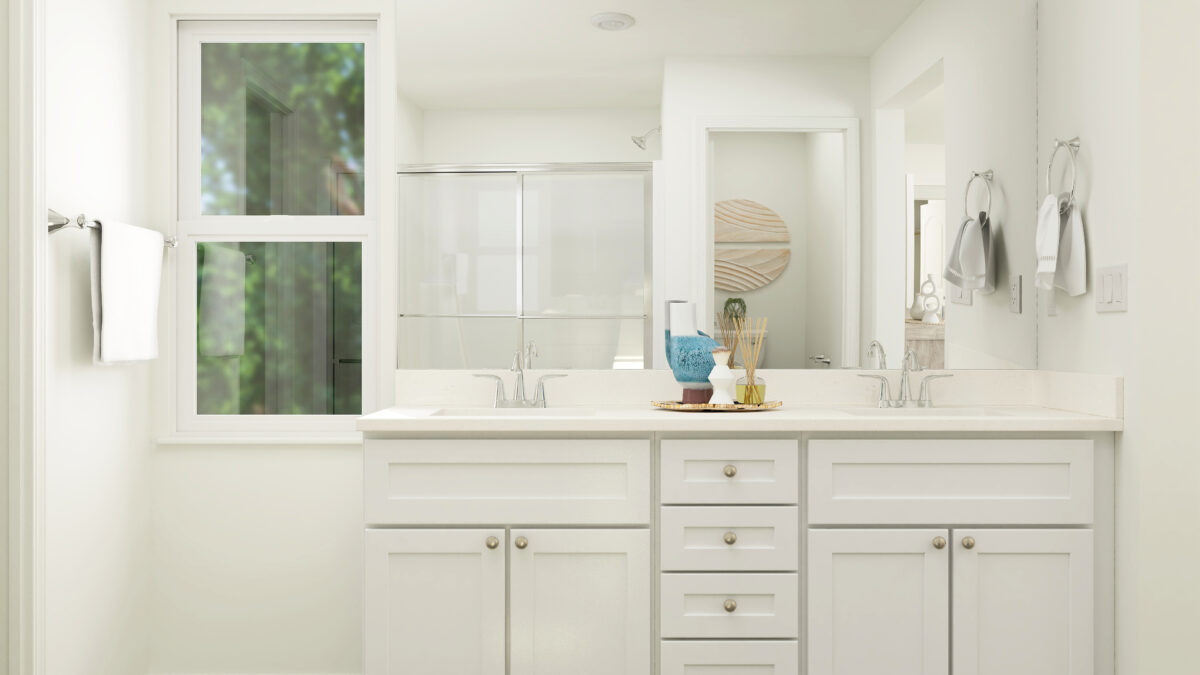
[365,529,505,675]
[808,529,949,675]
[510,528,651,675]
[952,529,1093,675]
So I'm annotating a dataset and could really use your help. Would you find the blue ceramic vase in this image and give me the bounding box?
[665,330,720,403]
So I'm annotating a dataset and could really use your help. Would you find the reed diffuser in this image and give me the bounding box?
[734,316,767,404]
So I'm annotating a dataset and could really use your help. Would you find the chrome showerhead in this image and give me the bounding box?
[631,126,660,150]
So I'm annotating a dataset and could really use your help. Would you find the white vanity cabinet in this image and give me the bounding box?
[362,438,652,675]
[806,439,1100,675]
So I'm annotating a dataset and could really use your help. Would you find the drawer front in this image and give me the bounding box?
[660,573,799,638]
[660,506,799,571]
[808,439,1094,524]
[661,440,798,505]
[364,439,650,525]
[661,641,799,675]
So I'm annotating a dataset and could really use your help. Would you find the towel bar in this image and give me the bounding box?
[48,209,177,248]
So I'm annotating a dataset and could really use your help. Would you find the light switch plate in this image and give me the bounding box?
[1009,275,1022,314]
[949,284,972,306]
[1096,265,1128,313]
[1043,288,1057,317]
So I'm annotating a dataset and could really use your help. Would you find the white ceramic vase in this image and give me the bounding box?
[708,349,736,405]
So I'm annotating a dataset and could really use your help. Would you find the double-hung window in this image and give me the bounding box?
[175,21,376,432]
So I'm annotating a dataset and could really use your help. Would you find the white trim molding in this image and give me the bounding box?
[689,115,863,367]
[8,0,47,671]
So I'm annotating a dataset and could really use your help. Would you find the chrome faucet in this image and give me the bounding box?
[858,349,953,408]
[474,341,565,408]
[866,340,887,370]
[897,349,922,407]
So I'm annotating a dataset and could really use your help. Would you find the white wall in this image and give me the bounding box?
[421,107,660,164]
[44,0,153,673]
[1037,1,1200,674]
[870,0,1038,369]
[0,0,10,662]
[658,56,870,365]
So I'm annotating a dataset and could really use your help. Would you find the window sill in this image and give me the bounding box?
[156,432,363,447]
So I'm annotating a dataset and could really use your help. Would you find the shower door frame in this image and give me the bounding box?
[396,163,655,369]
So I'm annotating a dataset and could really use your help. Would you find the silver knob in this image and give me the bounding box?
[723,599,738,613]
[514,536,529,550]
[962,536,976,550]
[485,536,500,549]
[723,464,738,478]
[723,531,738,546]
[932,536,946,550]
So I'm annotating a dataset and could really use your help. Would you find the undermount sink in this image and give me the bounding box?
[840,406,1013,417]
[430,407,598,417]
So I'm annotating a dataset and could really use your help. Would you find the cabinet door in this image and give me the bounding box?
[365,529,505,675]
[808,529,949,675]
[510,529,651,675]
[953,529,1093,675]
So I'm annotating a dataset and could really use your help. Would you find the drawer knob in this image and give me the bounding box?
[723,464,738,478]
[723,531,738,546]
[723,599,738,613]
[485,536,500,550]
[962,536,976,550]
[514,536,529,550]
[932,536,946,550]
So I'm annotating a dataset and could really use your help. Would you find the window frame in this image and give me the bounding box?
[174,20,379,433]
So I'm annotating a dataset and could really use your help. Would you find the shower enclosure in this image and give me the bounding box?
[397,164,652,369]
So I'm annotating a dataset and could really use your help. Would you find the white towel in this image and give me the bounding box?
[90,220,164,364]
[1055,201,1087,296]
[197,244,247,357]
[1035,194,1064,290]
[943,215,972,289]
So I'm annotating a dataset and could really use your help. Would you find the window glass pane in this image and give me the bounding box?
[522,173,647,316]
[197,242,362,414]
[524,318,646,369]
[201,42,365,216]
[397,317,519,369]
[399,174,518,315]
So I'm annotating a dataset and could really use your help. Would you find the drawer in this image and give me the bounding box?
[364,439,650,525]
[661,440,798,504]
[660,573,799,638]
[661,641,799,675]
[660,506,798,571]
[808,439,1094,524]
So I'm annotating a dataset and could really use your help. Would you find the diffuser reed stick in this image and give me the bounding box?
[734,316,767,404]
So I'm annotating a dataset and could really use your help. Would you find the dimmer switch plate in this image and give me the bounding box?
[1009,275,1022,314]
[949,285,973,306]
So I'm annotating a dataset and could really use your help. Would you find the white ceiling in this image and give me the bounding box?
[395,0,924,110]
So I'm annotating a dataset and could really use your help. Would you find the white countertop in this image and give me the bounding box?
[357,404,1122,434]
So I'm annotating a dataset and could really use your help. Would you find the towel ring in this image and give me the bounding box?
[963,170,993,221]
[1046,137,1080,201]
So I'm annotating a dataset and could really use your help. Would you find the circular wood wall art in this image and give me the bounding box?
[714,199,791,243]
[714,248,791,292]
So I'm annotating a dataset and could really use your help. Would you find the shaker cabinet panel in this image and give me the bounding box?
[660,641,799,675]
[952,529,1094,675]
[365,529,506,675]
[660,506,799,571]
[510,529,651,675]
[808,439,1094,524]
[661,440,798,505]
[660,573,799,639]
[807,529,949,675]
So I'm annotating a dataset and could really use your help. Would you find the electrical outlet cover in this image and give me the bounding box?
[1009,275,1022,314]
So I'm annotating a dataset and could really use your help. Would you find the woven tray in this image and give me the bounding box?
[651,400,782,413]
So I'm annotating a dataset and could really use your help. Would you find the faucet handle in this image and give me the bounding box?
[533,374,566,408]
[473,374,507,407]
[917,374,953,408]
[858,374,894,408]
[511,351,523,372]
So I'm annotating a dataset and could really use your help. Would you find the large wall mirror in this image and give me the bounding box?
[393,1,1039,370]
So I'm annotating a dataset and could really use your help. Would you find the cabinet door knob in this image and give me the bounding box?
[962,536,976,550]
[723,531,738,546]
[932,536,946,550]
[514,536,529,550]
[485,536,500,549]
[723,599,738,613]
[723,464,738,478]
